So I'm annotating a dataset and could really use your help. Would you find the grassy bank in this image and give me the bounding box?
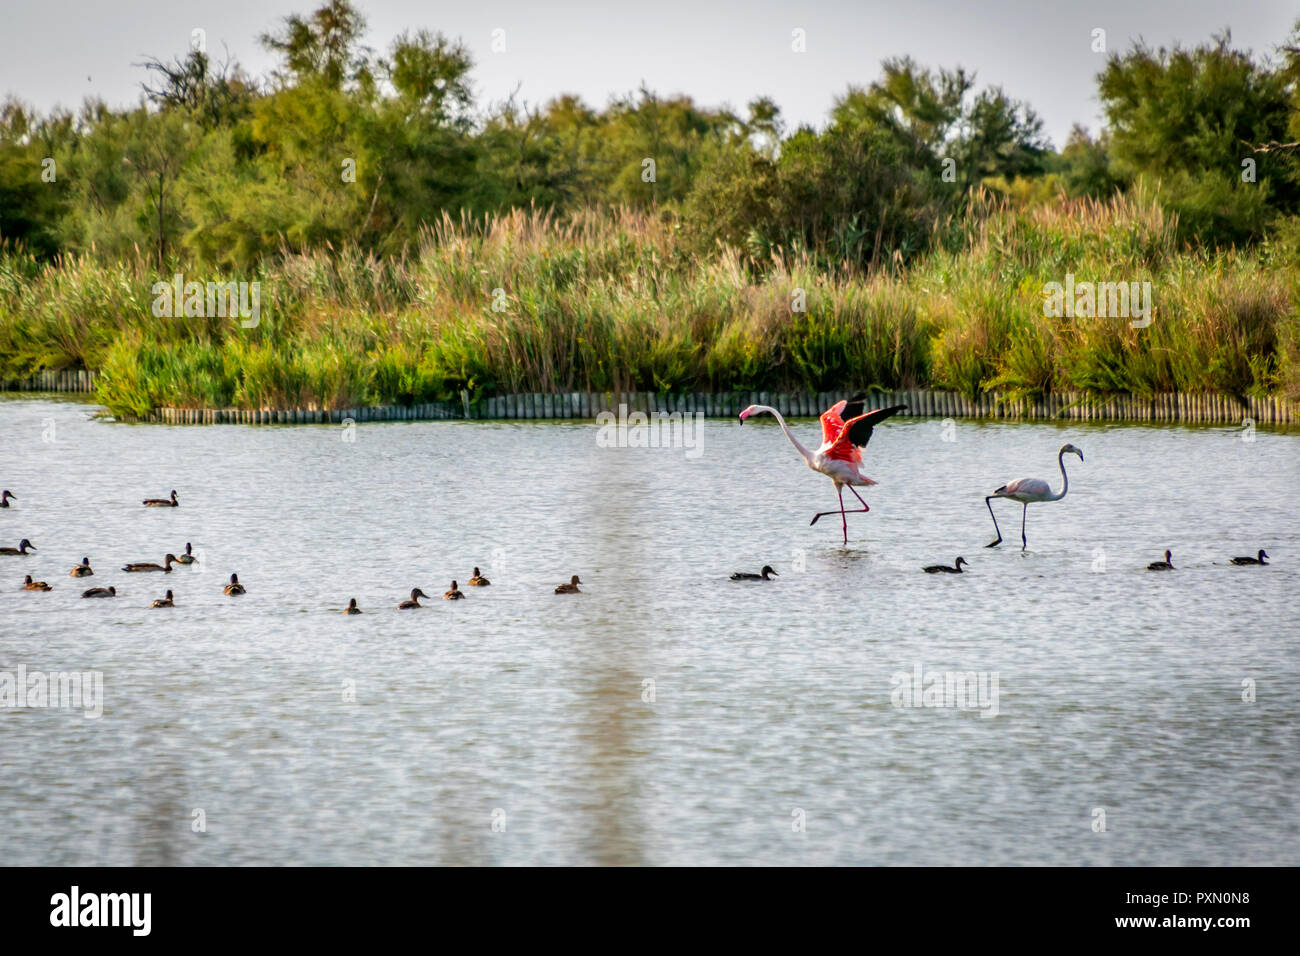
[1,198,1298,419]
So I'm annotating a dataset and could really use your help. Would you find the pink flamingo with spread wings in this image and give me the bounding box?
[738,395,906,543]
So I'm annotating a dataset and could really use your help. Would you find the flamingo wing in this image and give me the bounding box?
[844,404,906,448]
[819,400,849,445]
[823,404,906,462]
[1000,477,1051,498]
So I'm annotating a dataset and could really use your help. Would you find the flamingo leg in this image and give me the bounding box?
[985,496,1003,547]
[810,486,868,542]
[1020,503,1028,551]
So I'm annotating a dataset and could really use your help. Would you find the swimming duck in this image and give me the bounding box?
[22,575,52,591]
[0,490,14,507]
[223,573,245,595]
[555,575,582,594]
[923,557,969,574]
[444,581,465,600]
[70,557,94,577]
[731,565,778,581]
[143,490,179,507]
[82,586,116,598]
[175,542,197,565]
[1147,550,1174,571]
[150,589,175,608]
[398,588,429,609]
[1230,549,1269,566]
[344,598,362,615]
[0,539,35,556]
[467,567,490,586]
[122,554,178,573]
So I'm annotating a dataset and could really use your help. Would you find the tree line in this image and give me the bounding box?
[2,1,1299,270]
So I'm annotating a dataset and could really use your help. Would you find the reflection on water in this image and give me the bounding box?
[0,395,1297,865]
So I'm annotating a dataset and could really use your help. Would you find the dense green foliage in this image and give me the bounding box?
[1,3,1299,414]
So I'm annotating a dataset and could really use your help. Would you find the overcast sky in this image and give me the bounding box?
[1,0,1296,147]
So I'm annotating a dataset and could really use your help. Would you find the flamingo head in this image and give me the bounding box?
[1060,443,1083,462]
[738,405,763,423]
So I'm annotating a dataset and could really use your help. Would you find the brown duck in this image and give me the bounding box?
[123,554,178,573]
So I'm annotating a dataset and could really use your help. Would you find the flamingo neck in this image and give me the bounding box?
[1054,449,1070,501]
[754,406,813,464]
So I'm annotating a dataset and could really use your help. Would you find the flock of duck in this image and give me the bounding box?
[3,488,586,612]
[727,547,1271,580]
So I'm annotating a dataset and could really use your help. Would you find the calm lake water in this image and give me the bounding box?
[1,394,1297,865]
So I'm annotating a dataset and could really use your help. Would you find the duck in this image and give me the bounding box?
[0,490,14,508]
[1230,549,1269,566]
[344,598,362,615]
[731,565,778,581]
[122,554,178,573]
[150,589,175,608]
[175,542,197,565]
[555,574,582,594]
[0,538,36,556]
[398,588,429,609]
[1147,550,1175,571]
[923,557,969,574]
[443,581,465,600]
[467,567,490,586]
[70,557,94,577]
[82,586,116,598]
[143,490,179,507]
[22,575,52,591]
[222,573,245,595]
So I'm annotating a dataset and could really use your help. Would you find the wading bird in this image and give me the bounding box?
[985,444,1083,551]
[555,575,582,594]
[923,557,968,574]
[730,565,778,581]
[738,395,906,544]
[223,573,245,595]
[143,490,179,507]
[22,575,52,591]
[1147,550,1174,571]
[0,538,36,555]
[0,490,14,507]
[1230,549,1268,566]
[150,589,174,608]
[123,554,177,572]
[70,557,93,577]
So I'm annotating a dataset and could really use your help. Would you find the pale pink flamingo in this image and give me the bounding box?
[985,443,1083,550]
[738,395,906,543]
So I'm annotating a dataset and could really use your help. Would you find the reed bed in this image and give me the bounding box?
[0,200,1296,418]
